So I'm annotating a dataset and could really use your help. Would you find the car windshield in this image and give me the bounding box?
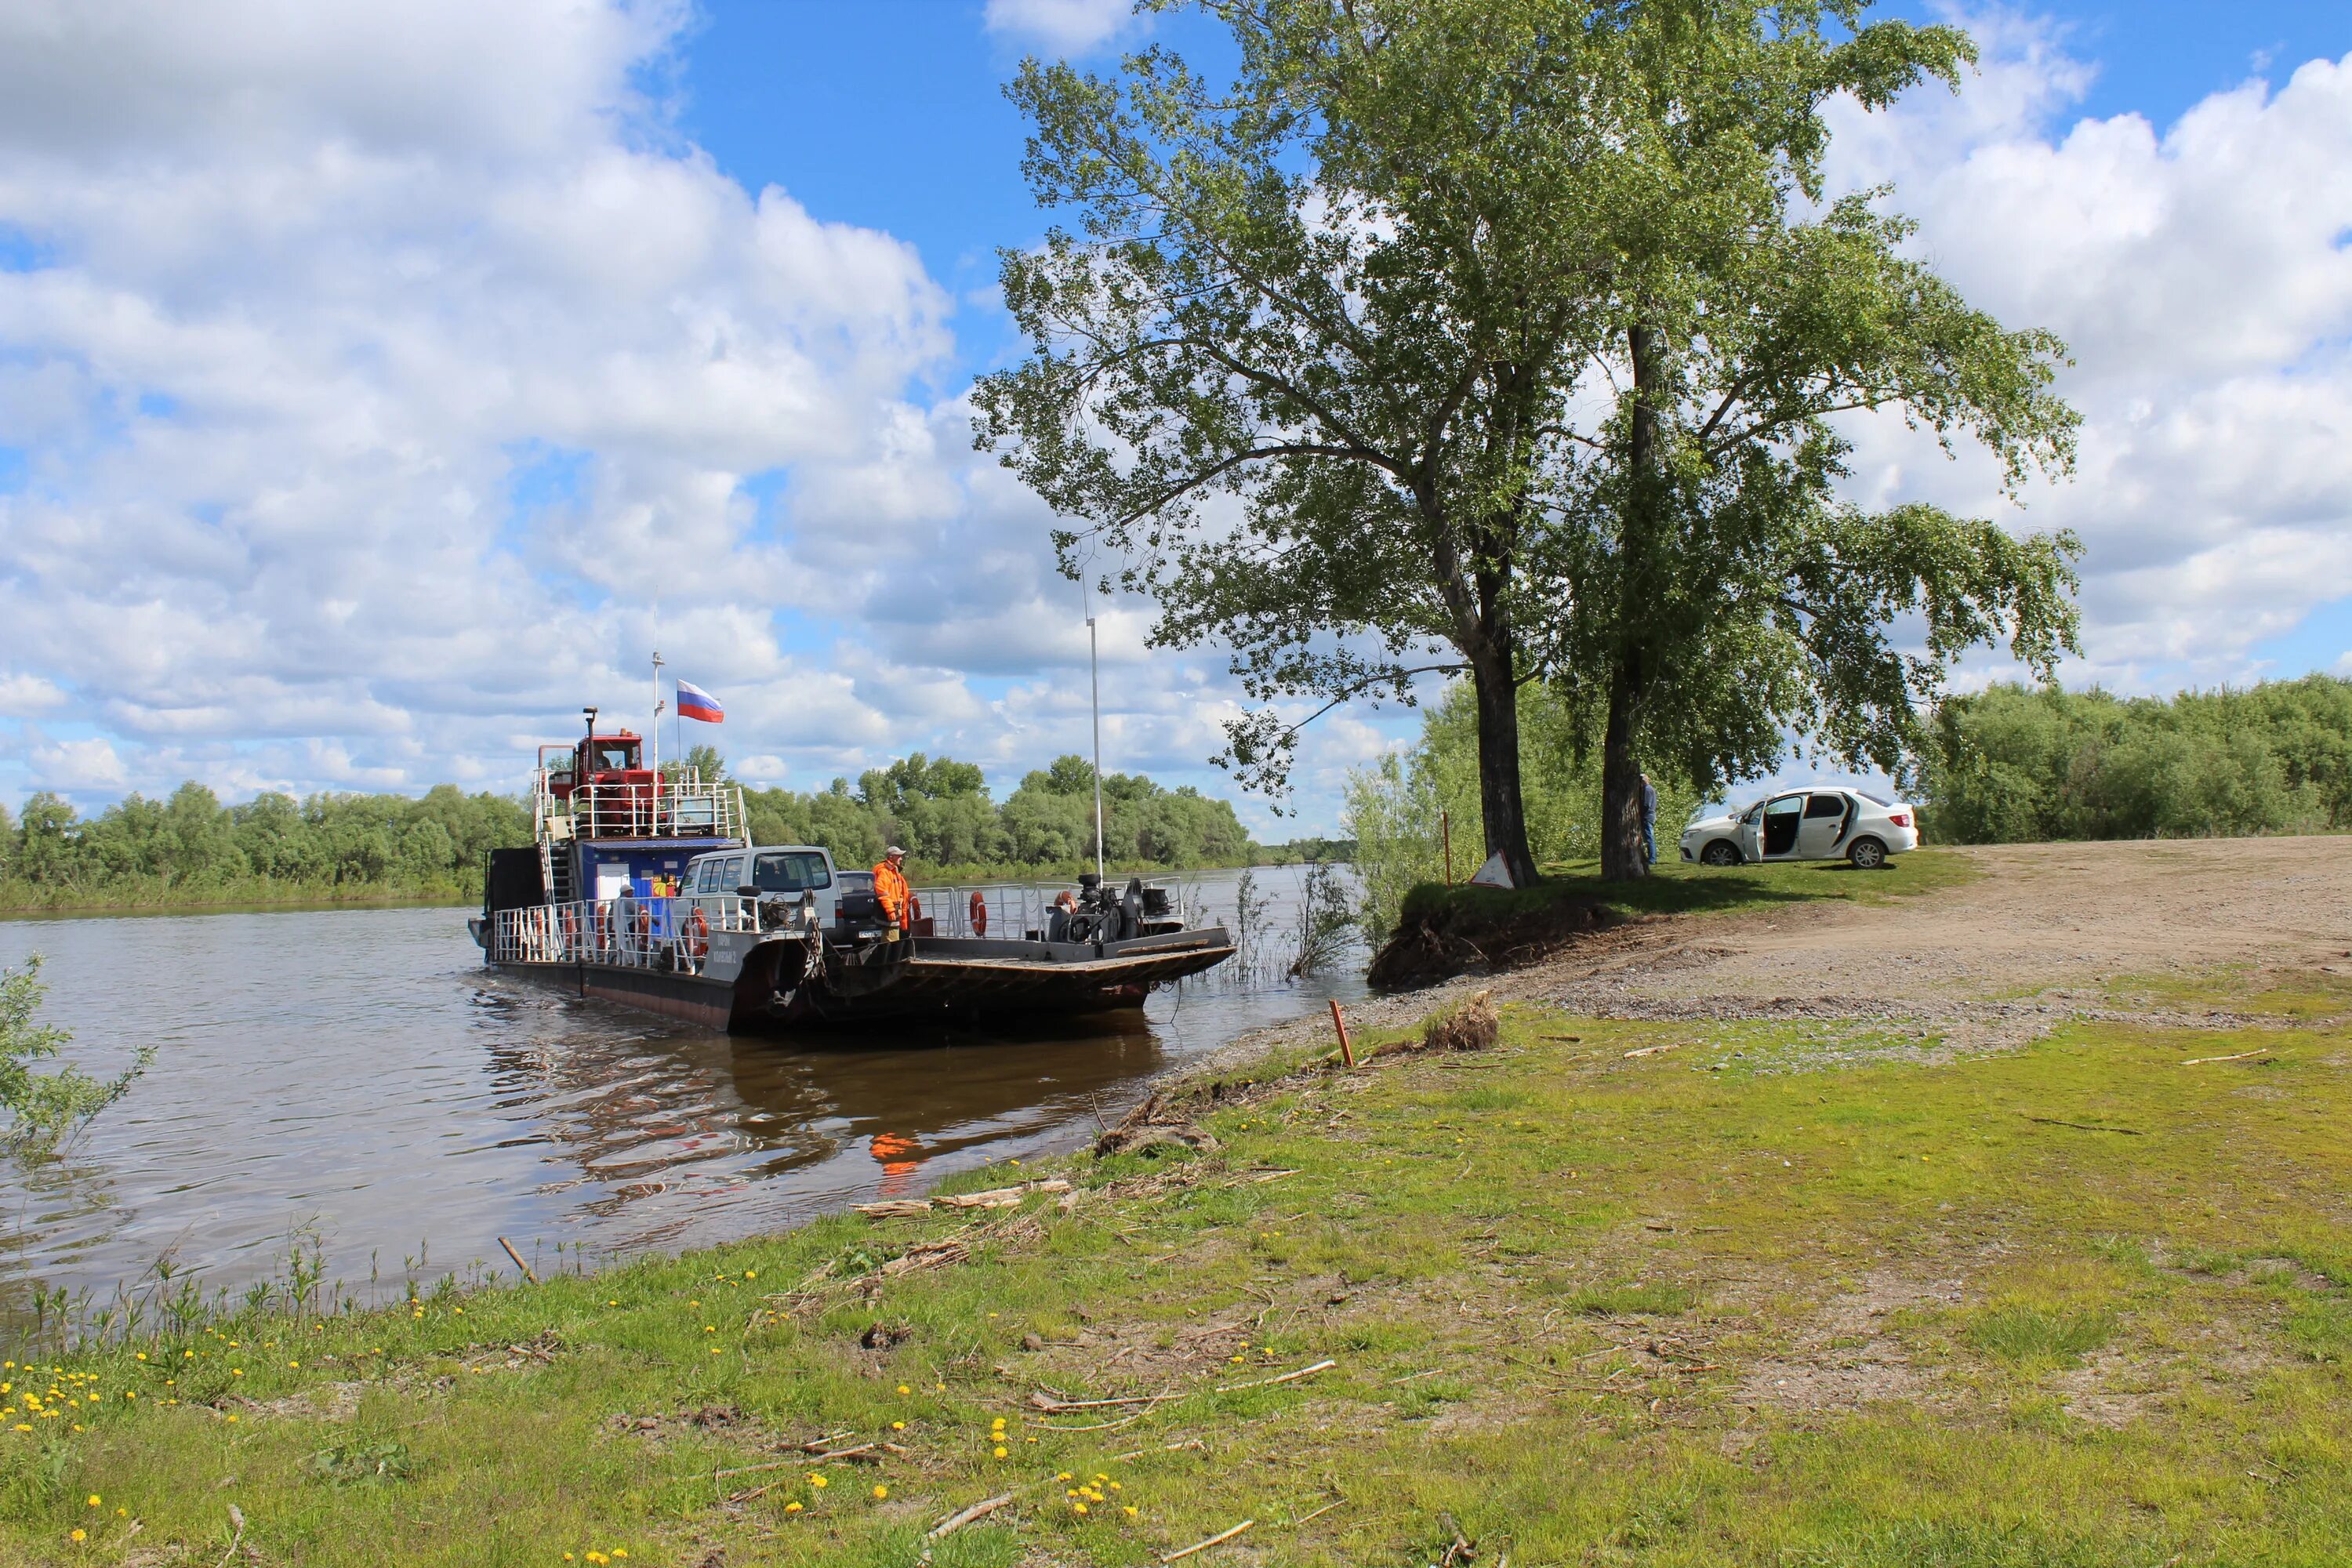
[751,851,831,893]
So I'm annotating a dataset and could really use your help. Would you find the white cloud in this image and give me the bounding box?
[1825,23,2352,690]
[982,0,1136,55]
[26,736,126,791]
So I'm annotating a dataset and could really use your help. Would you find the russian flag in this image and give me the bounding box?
[675,680,724,724]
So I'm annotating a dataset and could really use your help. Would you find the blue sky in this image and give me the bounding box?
[0,0,2348,833]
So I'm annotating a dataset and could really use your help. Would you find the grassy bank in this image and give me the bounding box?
[0,963,2345,1564]
[1367,848,1976,986]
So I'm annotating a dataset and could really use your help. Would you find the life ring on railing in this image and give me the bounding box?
[968,890,988,937]
[595,902,612,952]
[685,906,710,959]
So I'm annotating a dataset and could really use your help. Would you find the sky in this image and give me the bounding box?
[0,0,2347,837]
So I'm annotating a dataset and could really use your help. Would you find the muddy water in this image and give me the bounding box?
[0,866,1362,1321]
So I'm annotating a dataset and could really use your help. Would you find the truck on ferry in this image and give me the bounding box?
[471,710,1235,1031]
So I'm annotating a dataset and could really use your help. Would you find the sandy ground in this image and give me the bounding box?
[1222,837,2352,1065]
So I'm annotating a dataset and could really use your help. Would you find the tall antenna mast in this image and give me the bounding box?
[650,650,665,775]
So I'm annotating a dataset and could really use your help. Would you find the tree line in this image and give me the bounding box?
[721,750,1259,879]
[0,784,532,909]
[0,750,1262,909]
[1916,677,2352,843]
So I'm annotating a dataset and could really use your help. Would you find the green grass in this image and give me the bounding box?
[1399,844,1976,928]
[0,964,2345,1565]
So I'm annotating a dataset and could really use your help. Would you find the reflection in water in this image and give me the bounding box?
[0,866,1361,1320]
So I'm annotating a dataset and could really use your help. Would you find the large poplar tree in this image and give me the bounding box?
[975,0,2082,884]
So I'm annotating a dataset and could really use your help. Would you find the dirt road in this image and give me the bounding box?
[1223,837,2352,1066]
[1508,835,2352,1048]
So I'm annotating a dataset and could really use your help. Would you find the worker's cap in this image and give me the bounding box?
[885,845,907,858]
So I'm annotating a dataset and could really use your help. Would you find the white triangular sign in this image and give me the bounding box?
[1468,851,1515,888]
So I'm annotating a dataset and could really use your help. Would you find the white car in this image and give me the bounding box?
[1680,787,1919,869]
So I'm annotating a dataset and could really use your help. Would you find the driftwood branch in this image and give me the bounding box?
[1163,1519,1256,1562]
[2022,1115,2142,1135]
[928,1492,1016,1539]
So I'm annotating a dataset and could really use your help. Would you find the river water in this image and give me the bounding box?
[0,866,1362,1325]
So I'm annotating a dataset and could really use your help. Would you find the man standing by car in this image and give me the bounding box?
[873,845,912,940]
[1640,772,1658,866]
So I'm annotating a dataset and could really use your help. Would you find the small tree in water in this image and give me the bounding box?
[0,956,151,1155]
[977,0,2080,884]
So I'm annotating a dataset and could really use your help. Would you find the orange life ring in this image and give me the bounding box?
[595,903,612,949]
[968,890,988,937]
[686,906,710,958]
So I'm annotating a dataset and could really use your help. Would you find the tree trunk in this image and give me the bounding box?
[1468,651,1541,887]
[1599,320,1667,883]
[1599,657,1649,880]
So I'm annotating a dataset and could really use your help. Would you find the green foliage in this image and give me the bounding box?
[1919,677,2352,843]
[0,955,150,1153]
[975,0,2079,886]
[1344,681,1705,935]
[0,782,531,909]
[738,753,1258,875]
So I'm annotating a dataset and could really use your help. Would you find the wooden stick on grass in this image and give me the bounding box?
[2181,1048,2274,1065]
[496,1236,538,1284]
[1163,1519,1255,1562]
[1216,1357,1336,1393]
[928,1492,1016,1539]
[1330,1000,1355,1069]
[2022,1115,2143,1135]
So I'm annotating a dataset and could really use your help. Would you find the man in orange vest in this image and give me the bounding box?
[873,845,912,938]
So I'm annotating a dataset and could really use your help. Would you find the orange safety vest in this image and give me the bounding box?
[873,859,912,925]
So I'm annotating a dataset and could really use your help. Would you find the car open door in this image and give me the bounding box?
[1796,792,1850,859]
[1756,793,1805,858]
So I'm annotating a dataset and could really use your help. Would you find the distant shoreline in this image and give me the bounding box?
[0,855,1354,922]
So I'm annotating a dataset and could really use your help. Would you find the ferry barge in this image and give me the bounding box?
[471,713,1235,1031]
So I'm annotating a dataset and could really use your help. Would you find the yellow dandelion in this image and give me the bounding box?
[896,1384,909,1395]
[1057,1472,1072,1481]
[785,1501,803,1513]
[612,1552,627,1560]
[891,1421,905,1430]
[1124,1504,1138,1517]
[709,1347,721,1356]
[71,1528,85,1542]
[993,1446,1007,1458]
[744,1270,757,1279]
[1073,1501,1089,1515]
[872,1485,887,1499]
[808,1474,828,1488]
[86,1494,100,1506]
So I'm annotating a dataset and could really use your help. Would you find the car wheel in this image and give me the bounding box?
[1700,840,1741,867]
[1847,837,1888,870]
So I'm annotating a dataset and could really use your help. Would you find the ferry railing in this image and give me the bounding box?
[491,893,769,974]
[907,880,1192,941]
[531,770,748,845]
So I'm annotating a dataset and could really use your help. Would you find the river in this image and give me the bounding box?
[0,865,1363,1327]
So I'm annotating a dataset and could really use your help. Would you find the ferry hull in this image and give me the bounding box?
[485,927,1235,1034]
